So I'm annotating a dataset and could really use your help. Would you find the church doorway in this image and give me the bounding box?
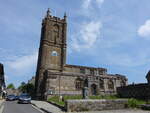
[91,84,97,95]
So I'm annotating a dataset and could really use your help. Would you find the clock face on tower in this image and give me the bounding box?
[51,51,58,56]
[50,50,60,68]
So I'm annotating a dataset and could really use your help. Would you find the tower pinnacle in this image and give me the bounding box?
[46,8,51,16]
[64,12,67,20]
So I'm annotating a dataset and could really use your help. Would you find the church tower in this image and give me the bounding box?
[35,9,67,98]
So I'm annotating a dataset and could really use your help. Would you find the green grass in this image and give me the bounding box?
[48,95,147,108]
[48,95,83,106]
[48,95,119,106]
[48,96,65,106]
[48,95,149,110]
[89,95,118,99]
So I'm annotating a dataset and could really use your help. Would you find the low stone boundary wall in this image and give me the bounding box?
[65,99,128,112]
[117,83,150,99]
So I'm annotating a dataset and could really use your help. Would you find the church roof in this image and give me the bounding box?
[65,64,107,71]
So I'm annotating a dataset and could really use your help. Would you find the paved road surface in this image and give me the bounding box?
[3,101,42,113]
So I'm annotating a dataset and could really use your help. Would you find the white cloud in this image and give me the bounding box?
[138,20,150,38]
[71,21,102,51]
[105,52,150,67]
[96,0,104,4]
[6,52,38,74]
[82,0,91,9]
[82,0,104,9]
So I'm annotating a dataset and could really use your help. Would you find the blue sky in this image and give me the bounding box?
[1,0,150,87]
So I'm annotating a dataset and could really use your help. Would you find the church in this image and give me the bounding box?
[35,9,128,99]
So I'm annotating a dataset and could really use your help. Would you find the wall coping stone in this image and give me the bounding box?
[65,99,128,112]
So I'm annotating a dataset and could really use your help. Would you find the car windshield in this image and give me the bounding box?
[20,94,30,98]
[8,95,15,97]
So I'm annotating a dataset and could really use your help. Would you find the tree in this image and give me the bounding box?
[18,82,35,98]
[18,82,26,93]
[26,83,35,97]
[7,83,15,89]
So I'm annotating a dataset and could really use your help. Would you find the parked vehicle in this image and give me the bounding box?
[15,96,19,100]
[18,93,31,104]
[6,94,16,101]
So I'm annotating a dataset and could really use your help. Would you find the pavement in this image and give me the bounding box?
[0,100,4,113]
[31,100,150,113]
[32,100,64,113]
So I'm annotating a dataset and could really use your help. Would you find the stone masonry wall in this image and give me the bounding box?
[117,83,150,99]
[65,99,128,112]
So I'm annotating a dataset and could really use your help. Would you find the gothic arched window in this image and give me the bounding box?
[120,80,126,86]
[75,78,83,90]
[99,79,104,89]
[108,79,114,90]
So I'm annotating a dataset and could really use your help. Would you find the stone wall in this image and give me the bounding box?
[44,70,127,97]
[117,83,150,99]
[64,64,107,75]
[65,99,128,112]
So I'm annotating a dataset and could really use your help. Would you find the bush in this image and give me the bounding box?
[127,98,146,108]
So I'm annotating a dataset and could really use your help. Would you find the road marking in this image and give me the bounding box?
[31,104,44,113]
[0,105,4,113]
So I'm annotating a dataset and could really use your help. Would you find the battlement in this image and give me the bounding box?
[107,74,127,79]
[42,8,66,24]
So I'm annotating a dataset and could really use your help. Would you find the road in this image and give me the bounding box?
[3,101,42,113]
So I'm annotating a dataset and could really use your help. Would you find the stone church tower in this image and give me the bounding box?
[35,9,67,98]
[35,9,127,99]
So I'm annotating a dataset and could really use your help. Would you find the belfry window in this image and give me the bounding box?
[53,25,59,43]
